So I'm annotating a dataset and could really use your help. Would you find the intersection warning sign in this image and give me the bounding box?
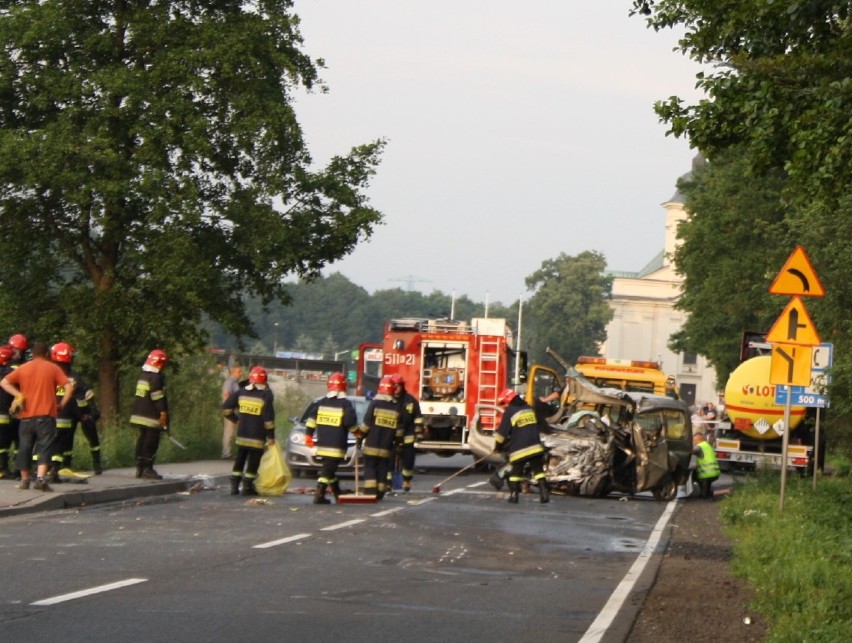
[766,297,821,346]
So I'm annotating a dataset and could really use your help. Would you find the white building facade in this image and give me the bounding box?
[601,166,718,407]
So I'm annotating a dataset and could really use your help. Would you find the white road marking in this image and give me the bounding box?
[467,481,489,488]
[578,500,679,643]
[407,497,437,506]
[31,578,148,606]
[253,533,312,549]
[371,507,404,518]
[320,519,365,531]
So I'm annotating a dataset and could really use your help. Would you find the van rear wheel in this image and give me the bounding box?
[652,478,677,501]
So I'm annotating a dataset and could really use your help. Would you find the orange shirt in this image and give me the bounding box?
[4,357,69,418]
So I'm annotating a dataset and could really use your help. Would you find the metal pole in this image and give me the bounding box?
[779,385,791,512]
[514,295,523,386]
[812,407,821,491]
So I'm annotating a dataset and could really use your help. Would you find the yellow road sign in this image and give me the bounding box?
[769,246,825,297]
[766,297,821,346]
[770,344,813,386]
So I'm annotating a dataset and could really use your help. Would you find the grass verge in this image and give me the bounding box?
[721,470,852,642]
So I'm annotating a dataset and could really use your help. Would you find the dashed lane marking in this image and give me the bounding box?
[320,519,366,531]
[253,533,312,549]
[31,578,148,606]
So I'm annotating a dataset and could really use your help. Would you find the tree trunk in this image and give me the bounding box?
[98,331,121,425]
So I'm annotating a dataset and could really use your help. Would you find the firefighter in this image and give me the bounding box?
[223,366,275,496]
[391,374,422,492]
[48,342,79,483]
[304,372,357,504]
[0,345,17,478]
[130,349,169,480]
[76,384,104,475]
[494,388,549,504]
[359,375,401,499]
[691,432,720,500]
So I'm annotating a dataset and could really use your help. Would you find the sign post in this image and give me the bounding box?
[767,246,824,512]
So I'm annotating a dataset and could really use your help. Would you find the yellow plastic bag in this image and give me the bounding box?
[254,445,291,497]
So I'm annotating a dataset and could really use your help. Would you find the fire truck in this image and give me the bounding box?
[355,317,558,455]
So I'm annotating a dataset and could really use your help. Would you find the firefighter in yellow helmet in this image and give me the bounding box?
[494,388,549,504]
[304,372,357,504]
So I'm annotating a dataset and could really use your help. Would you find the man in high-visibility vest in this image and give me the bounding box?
[692,432,720,499]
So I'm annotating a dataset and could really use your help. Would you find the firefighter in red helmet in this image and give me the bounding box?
[223,366,275,496]
[129,349,169,479]
[304,371,357,503]
[391,374,422,492]
[494,388,549,504]
[359,375,402,499]
[0,345,17,478]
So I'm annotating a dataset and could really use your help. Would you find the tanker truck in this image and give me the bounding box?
[713,334,813,472]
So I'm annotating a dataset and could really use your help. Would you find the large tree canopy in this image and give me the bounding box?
[632,0,852,204]
[0,0,385,417]
[523,251,613,365]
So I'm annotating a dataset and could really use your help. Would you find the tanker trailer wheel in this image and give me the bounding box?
[652,477,677,502]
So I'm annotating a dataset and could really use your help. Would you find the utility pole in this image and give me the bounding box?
[390,275,432,292]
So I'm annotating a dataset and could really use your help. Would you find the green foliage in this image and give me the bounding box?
[523,251,614,364]
[631,0,852,204]
[721,473,852,642]
[670,149,791,382]
[0,1,385,418]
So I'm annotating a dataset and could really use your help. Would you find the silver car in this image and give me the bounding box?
[285,396,369,478]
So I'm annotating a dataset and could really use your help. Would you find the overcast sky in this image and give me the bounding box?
[292,1,705,305]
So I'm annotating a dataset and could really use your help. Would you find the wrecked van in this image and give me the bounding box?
[469,370,693,501]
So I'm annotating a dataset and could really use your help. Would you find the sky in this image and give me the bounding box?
[291,1,706,305]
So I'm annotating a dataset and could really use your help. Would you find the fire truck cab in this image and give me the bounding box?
[356,317,543,455]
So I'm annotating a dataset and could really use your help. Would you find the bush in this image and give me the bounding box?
[722,470,852,642]
[71,354,314,470]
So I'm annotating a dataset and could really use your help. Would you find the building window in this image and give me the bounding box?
[683,352,697,366]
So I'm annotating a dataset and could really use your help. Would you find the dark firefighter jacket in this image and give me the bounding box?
[223,384,275,450]
[495,397,546,463]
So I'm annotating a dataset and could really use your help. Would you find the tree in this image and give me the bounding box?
[0,1,384,418]
[630,0,852,205]
[668,149,791,383]
[523,251,614,365]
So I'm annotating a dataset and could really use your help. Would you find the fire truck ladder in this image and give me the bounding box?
[477,337,500,407]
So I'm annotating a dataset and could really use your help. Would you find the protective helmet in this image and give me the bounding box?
[50,342,75,364]
[8,334,28,351]
[327,372,347,392]
[389,374,404,388]
[248,366,267,384]
[145,349,168,368]
[0,345,14,366]
[497,388,518,406]
[378,375,396,396]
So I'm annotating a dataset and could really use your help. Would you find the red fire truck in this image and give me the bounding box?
[355,317,559,455]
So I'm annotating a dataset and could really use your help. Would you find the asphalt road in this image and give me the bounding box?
[0,455,670,643]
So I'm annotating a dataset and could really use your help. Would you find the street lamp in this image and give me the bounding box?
[273,322,279,357]
[334,348,355,361]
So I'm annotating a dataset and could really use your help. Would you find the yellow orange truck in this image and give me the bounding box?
[574,356,679,399]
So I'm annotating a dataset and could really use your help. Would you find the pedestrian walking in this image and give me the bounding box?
[391,374,422,492]
[223,366,275,496]
[494,388,549,504]
[221,364,243,459]
[129,349,169,480]
[304,372,357,504]
[359,375,401,500]
[0,342,74,491]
